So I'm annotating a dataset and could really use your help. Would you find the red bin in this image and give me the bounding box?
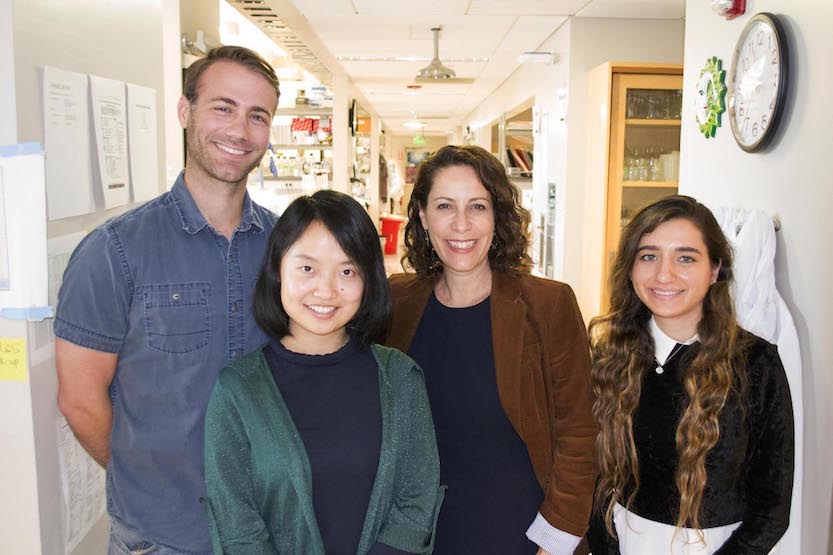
[380,215,406,255]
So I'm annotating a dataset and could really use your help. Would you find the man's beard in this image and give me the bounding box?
[185,125,263,185]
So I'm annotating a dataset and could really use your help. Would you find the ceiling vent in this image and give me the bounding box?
[228,0,332,85]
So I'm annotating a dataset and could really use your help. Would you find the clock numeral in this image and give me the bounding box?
[762,114,768,129]
[770,97,775,110]
[743,117,750,134]
[752,123,759,138]
[757,31,764,46]
[772,49,778,64]
[739,104,745,117]
[742,57,750,72]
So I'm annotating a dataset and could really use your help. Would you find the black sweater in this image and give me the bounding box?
[588,332,794,554]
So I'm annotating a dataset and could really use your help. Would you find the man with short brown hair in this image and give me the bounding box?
[55,46,279,554]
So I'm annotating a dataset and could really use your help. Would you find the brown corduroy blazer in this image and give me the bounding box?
[386,271,598,538]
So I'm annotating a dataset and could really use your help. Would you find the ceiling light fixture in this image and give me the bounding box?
[337,55,489,63]
[416,27,457,81]
[403,120,427,129]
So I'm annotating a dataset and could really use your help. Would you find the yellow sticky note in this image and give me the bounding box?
[0,338,28,381]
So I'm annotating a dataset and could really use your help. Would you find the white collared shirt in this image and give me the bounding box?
[651,316,698,365]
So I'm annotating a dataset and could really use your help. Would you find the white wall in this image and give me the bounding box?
[679,3,833,553]
[163,0,184,184]
[6,1,181,552]
[0,0,17,145]
[463,17,684,319]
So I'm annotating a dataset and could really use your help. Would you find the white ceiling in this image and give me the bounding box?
[286,0,685,135]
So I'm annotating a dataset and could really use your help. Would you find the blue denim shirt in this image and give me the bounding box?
[54,172,276,553]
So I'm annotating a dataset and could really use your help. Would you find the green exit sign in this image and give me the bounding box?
[412,135,426,146]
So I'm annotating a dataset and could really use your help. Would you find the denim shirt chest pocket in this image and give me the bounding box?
[137,283,211,354]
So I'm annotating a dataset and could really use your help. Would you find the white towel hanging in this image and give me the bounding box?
[715,206,803,555]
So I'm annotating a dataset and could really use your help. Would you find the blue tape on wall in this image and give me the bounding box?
[0,307,54,321]
[0,142,44,157]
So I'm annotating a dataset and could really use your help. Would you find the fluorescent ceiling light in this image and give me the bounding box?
[403,120,427,129]
[337,56,488,63]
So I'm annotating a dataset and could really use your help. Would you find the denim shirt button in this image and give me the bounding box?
[231,301,239,312]
[231,350,239,359]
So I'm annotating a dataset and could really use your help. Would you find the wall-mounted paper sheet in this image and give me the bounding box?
[57,416,106,553]
[0,168,8,291]
[127,84,160,203]
[90,75,130,209]
[42,67,95,221]
[0,144,48,311]
[47,232,86,309]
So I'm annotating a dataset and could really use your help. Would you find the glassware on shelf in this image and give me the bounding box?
[646,93,662,119]
[672,90,683,119]
[647,156,661,182]
[626,93,646,119]
[623,149,635,181]
[635,148,649,181]
[626,90,685,121]
[659,90,683,119]
[662,150,680,181]
[624,144,680,182]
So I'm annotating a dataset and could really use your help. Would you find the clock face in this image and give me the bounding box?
[727,13,788,152]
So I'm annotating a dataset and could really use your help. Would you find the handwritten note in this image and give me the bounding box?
[0,338,27,381]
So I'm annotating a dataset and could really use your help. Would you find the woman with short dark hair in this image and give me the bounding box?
[387,145,597,555]
[587,195,794,554]
[204,190,443,555]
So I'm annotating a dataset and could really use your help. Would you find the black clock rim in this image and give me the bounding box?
[727,12,789,153]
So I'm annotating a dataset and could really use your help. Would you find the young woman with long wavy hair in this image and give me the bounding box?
[586,196,794,554]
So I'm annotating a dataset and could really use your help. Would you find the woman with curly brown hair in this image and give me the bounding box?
[586,196,794,554]
[386,145,597,555]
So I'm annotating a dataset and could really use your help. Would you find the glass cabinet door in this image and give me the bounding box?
[603,71,683,306]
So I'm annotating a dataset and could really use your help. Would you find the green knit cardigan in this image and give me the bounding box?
[203,343,444,554]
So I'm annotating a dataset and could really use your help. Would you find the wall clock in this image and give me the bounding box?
[727,13,789,152]
[695,56,727,138]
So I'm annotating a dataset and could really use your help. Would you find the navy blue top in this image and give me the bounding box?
[54,172,275,552]
[264,337,401,555]
[409,293,544,554]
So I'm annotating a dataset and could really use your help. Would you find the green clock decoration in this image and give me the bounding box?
[695,56,727,138]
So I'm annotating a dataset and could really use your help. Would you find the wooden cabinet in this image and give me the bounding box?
[598,65,683,309]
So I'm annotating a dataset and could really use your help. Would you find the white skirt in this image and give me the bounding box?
[613,503,741,555]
